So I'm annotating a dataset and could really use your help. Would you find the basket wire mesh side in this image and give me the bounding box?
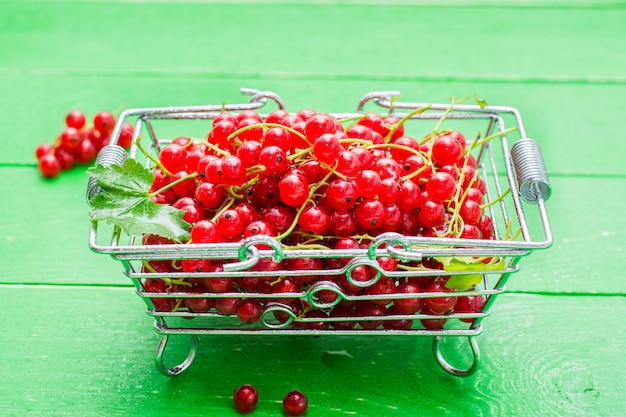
[88,88,552,376]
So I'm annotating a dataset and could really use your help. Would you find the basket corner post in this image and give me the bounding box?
[432,335,481,377]
[155,334,200,377]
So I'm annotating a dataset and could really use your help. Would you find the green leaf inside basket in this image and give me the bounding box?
[87,158,191,243]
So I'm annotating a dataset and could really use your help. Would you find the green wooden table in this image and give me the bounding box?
[1,1,625,416]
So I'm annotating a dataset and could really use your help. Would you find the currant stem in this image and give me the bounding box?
[210,196,235,222]
[339,138,373,147]
[199,139,230,157]
[383,104,432,143]
[481,188,511,209]
[469,127,518,151]
[227,122,311,146]
[148,172,198,198]
[136,136,173,177]
[288,147,313,161]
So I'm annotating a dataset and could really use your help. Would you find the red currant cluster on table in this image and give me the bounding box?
[35,110,134,178]
[142,108,493,329]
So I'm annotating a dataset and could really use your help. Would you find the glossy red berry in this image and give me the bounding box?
[283,390,308,416]
[65,110,86,129]
[38,154,62,178]
[93,111,116,135]
[233,384,259,414]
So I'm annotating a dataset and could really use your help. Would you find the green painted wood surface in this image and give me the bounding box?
[0,1,624,416]
[1,286,624,417]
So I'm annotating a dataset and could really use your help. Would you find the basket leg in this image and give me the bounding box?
[155,335,199,376]
[432,336,480,377]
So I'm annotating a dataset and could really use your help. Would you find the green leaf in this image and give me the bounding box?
[434,256,506,291]
[88,159,191,243]
[444,274,483,291]
[473,94,488,109]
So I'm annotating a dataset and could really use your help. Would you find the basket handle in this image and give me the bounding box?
[511,138,552,204]
[86,144,128,205]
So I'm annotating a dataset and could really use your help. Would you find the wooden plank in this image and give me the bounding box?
[2,74,626,178]
[0,285,623,416]
[0,166,127,285]
[506,176,626,295]
[1,3,625,82]
[1,164,623,294]
[3,0,626,7]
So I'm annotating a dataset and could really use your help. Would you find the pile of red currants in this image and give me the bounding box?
[35,110,133,178]
[140,107,494,330]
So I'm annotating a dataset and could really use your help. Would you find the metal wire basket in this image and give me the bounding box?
[87,88,552,377]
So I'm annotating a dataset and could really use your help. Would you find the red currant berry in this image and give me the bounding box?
[355,169,381,198]
[329,210,357,237]
[424,280,457,314]
[74,138,98,164]
[235,117,264,142]
[313,132,341,164]
[237,140,262,167]
[259,145,288,176]
[346,124,374,141]
[93,111,116,135]
[283,390,308,416]
[425,172,457,202]
[325,179,358,211]
[304,113,336,141]
[259,205,294,235]
[190,220,218,243]
[233,384,259,414]
[354,199,386,231]
[263,127,291,151]
[278,172,310,207]
[265,109,289,124]
[194,182,223,209]
[65,110,86,129]
[60,127,81,150]
[459,199,483,225]
[171,171,196,198]
[298,205,330,235]
[336,150,361,177]
[236,110,263,125]
[236,299,263,324]
[117,122,134,149]
[159,143,188,174]
[217,209,245,239]
[35,143,53,159]
[394,281,424,314]
[418,199,445,228]
[220,155,246,186]
[420,305,447,330]
[377,178,401,203]
[38,154,62,178]
[396,180,423,211]
[355,301,386,329]
[454,294,486,323]
[431,135,462,166]
[250,176,281,206]
[390,136,419,161]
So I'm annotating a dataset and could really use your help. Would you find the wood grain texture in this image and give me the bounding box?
[2,74,626,178]
[0,285,623,417]
[1,2,625,82]
[0,1,624,415]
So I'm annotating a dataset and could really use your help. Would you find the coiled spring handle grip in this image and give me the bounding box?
[511,138,551,204]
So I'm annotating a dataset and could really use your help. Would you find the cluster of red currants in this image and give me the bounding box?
[35,110,134,178]
[141,107,493,329]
